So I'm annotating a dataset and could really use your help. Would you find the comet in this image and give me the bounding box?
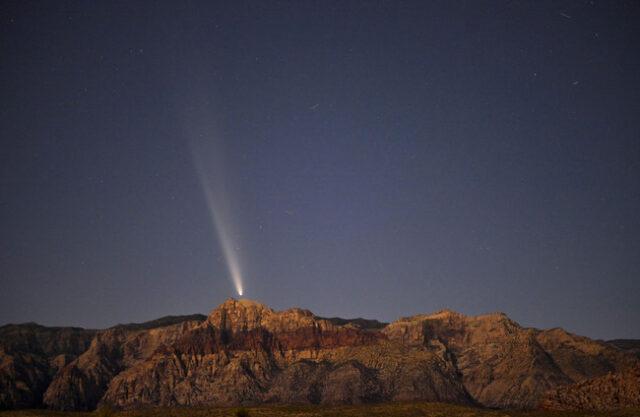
[190,141,245,297]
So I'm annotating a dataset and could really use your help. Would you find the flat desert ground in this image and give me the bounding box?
[2,403,640,417]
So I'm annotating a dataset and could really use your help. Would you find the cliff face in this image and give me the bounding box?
[101,299,471,408]
[383,310,571,409]
[382,310,637,409]
[1,300,638,411]
[0,323,95,409]
[535,328,637,381]
[42,319,204,411]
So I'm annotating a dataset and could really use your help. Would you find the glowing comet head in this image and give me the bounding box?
[223,243,245,297]
[190,140,246,299]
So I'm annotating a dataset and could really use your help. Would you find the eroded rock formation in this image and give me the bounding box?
[0,323,95,409]
[1,299,637,411]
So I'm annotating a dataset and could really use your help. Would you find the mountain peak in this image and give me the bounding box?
[426,309,464,319]
[207,298,274,331]
[214,297,273,311]
[225,297,270,308]
[205,299,381,335]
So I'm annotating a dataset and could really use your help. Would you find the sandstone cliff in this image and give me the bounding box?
[0,323,95,409]
[382,309,637,409]
[101,299,472,408]
[1,300,638,411]
[42,318,204,410]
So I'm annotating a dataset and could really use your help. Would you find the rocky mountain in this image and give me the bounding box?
[540,366,640,410]
[42,318,204,411]
[0,323,96,409]
[381,310,637,409]
[0,315,204,410]
[97,299,470,408]
[1,299,637,411]
[608,339,640,360]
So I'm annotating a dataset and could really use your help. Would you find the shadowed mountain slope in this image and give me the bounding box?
[0,323,96,409]
[608,339,640,359]
[541,367,640,410]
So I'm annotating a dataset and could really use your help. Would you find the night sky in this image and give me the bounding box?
[1,1,639,340]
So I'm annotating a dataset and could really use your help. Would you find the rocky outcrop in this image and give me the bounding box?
[540,367,640,410]
[382,310,638,409]
[0,323,95,409]
[1,300,638,411]
[42,319,203,410]
[101,299,471,408]
[383,310,568,408]
[536,328,637,382]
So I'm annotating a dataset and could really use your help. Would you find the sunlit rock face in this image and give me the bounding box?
[169,299,384,357]
[42,320,203,411]
[383,309,637,409]
[2,299,638,411]
[385,310,570,409]
[101,299,469,408]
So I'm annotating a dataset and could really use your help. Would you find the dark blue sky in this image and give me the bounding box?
[1,1,639,340]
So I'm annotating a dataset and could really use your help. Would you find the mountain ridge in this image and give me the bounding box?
[1,298,638,411]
